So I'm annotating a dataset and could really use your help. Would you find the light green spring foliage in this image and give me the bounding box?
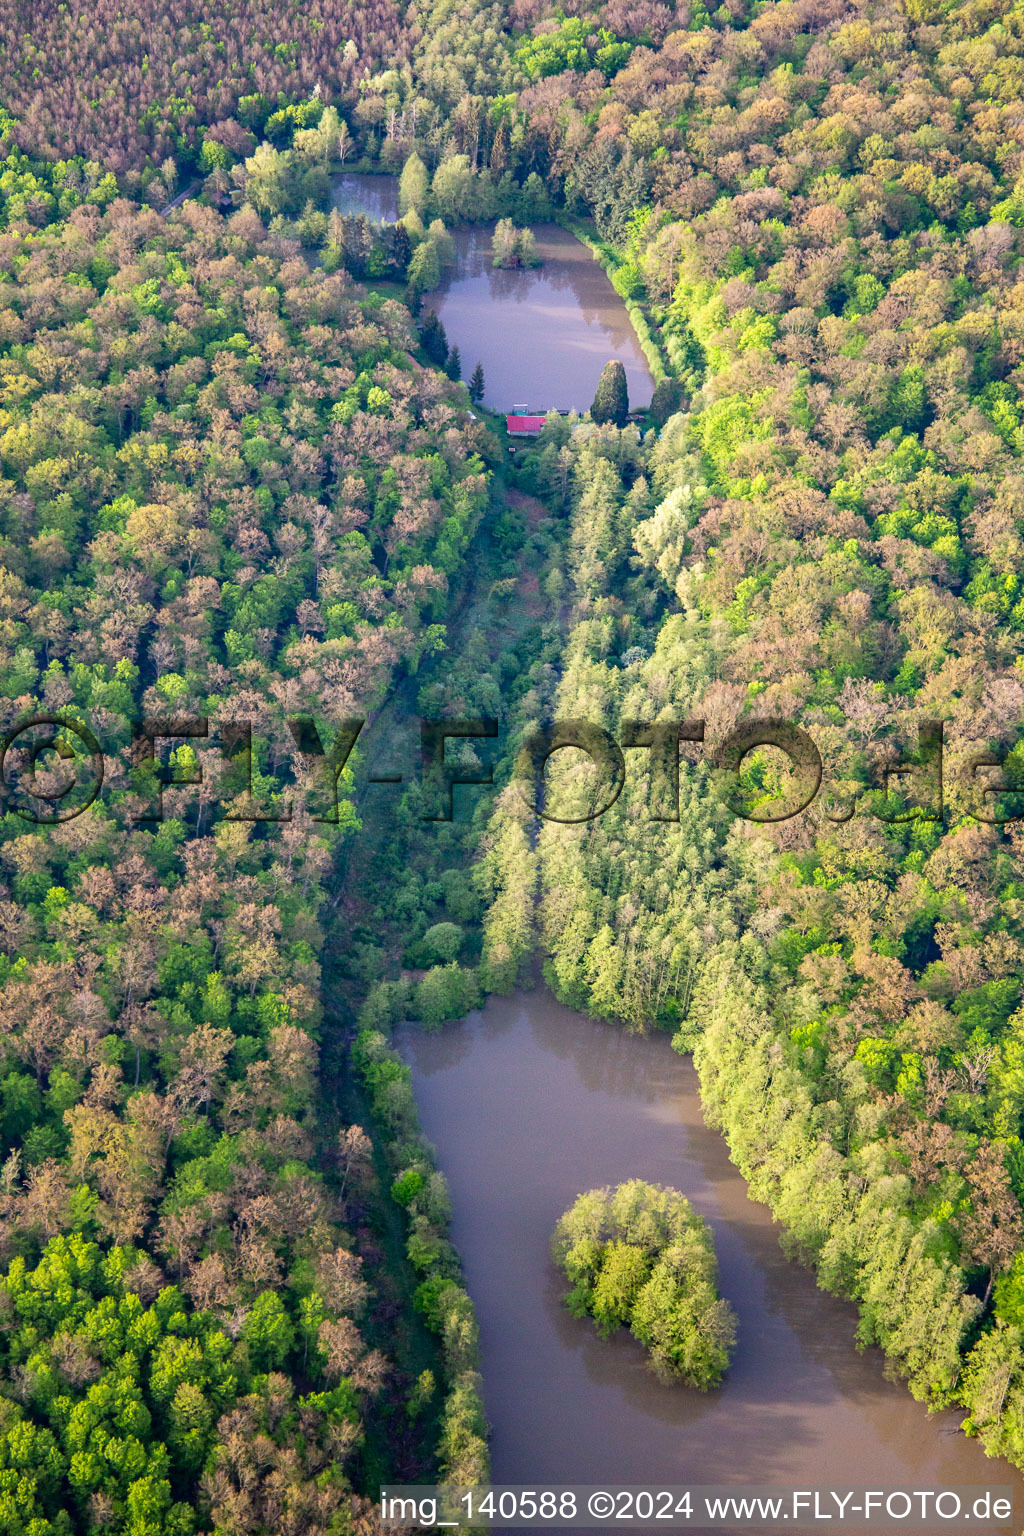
[399,150,429,216]
[690,960,982,1408]
[0,1234,355,1536]
[551,1181,736,1389]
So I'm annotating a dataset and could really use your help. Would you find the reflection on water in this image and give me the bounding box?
[330,175,654,412]
[431,224,653,413]
[401,992,1023,1534]
[331,172,400,223]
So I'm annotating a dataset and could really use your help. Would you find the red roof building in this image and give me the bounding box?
[506,414,547,436]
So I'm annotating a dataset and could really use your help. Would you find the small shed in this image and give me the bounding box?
[506,414,547,437]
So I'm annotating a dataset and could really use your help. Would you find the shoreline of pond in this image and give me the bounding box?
[400,990,1024,1536]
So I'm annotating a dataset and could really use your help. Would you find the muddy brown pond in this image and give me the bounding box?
[331,173,654,412]
[400,991,1023,1534]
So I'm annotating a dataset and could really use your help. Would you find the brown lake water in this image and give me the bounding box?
[401,991,1023,1534]
[330,174,654,413]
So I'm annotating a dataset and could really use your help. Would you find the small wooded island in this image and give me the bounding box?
[491,218,540,268]
[551,1180,736,1389]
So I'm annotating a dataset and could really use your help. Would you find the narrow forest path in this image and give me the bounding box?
[158,180,202,215]
[318,461,553,1491]
[330,471,546,907]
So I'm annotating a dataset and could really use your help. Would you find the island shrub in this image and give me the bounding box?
[551,1180,736,1388]
[492,218,540,269]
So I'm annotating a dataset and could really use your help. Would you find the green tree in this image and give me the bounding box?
[428,218,456,267]
[491,219,540,269]
[422,922,464,963]
[0,1237,233,1531]
[492,218,519,268]
[469,362,485,404]
[408,238,441,293]
[590,1242,650,1336]
[235,142,290,217]
[399,151,429,217]
[420,310,449,367]
[431,155,474,221]
[240,1291,295,1371]
[518,228,539,267]
[590,360,629,427]
[415,964,479,1028]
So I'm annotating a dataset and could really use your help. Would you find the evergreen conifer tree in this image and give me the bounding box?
[420,310,449,368]
[469,362,485,403]
[591,360,629,427]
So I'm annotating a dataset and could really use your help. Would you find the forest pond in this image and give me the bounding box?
[401,992,1023,1534]
[330,173,654,413]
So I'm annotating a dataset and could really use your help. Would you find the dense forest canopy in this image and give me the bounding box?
[0,1,397,171]
[5,0,1024,1523]
[0,191,490,1533]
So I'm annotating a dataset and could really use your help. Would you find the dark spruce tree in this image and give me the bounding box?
[345,211,374,277]
[382,220,412,277]
[420,310,449,368]
[446,345,462,382]
[469,362,485,403]
[591,360,629,427]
